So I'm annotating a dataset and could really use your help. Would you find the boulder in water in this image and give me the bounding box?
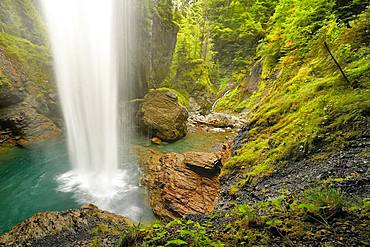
[141,89,188,142]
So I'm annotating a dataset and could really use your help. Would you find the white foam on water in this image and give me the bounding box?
[40,0,148,221]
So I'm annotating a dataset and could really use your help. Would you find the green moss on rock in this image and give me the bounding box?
[158,87,190,109]
[0,32,51,89]
[0,0,46,45]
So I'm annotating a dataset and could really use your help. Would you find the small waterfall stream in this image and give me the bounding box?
[40,0,149,220]
[211,89,231,112]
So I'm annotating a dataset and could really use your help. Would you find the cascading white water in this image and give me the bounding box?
[40,0,149,220]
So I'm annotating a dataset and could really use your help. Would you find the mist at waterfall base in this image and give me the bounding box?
[40,0,151,221]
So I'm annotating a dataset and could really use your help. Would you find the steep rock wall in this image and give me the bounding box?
[0,1,61,147]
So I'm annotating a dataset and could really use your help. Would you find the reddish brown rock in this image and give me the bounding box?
[138,147,231,219]
[184,151,221,171]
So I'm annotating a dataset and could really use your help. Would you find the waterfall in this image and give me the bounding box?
[40,0,146,219]
[211,90,231,112]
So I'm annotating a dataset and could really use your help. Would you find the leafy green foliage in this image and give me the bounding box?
[116,185,367,246]
[117,219,224,247]
[299,188,347,220]
[259,0,336,68]
[156,0,176,24]
[208,0,279,72]
[166,0,216,94]
[116,223,146,247]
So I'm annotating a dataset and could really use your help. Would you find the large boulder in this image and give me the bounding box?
[184,151,222,171]
[141,89,188,142]
[137,145,232,219]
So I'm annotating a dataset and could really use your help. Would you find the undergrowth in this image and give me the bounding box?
[114,187,368,247]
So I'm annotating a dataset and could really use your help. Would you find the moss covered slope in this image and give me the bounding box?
[222,6,370,189]
[0,1,59,147]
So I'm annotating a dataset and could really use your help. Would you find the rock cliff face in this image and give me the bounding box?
[149,11,179,87]
[0,2,61,147]
[0,0,47,45]
[139,149,220,219]
[136,0,179,96]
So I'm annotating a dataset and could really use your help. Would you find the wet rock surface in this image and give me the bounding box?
[0,204,129,247]
[138,145,231,219]
[141,89,188,142]
[0,102,61,146]
[0,46,62,147]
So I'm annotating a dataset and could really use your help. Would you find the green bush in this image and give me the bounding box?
[299,188,347,220]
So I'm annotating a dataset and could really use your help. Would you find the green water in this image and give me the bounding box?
[0,138,157,235]
[0,139,79,234]
[0,131,229,235]
[136,130,231,154]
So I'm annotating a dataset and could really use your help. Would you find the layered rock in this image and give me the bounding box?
[0,102,61,146]
[0,204,129,247]
[138,146,231,219]
[150,11,179,87]
[141,89,188,142]
[0,28,62,147]
[184,151,222,171]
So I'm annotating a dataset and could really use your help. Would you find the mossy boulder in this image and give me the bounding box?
[0,204,129,246]
[141,89,188,142]
[0,1,62,147]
